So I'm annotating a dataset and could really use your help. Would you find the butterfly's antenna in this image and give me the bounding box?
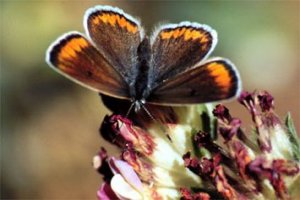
[140,104,172,142]
[126,102,135,118]
[115,102,135,132]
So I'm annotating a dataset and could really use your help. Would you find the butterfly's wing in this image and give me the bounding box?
[147,58,241,105]
[46,32,129,99]
[84,5,144,84]
[147,22,217,89]
[46,6,144,99]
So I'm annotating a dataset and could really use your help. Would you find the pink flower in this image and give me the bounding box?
[94,91,300,200]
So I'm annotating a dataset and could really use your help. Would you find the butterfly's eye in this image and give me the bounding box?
[140,99,146,104]
[134,101,142,112]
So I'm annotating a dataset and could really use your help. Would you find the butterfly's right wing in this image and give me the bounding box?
[46,32,129,99]
[147,58,241,105]
[148,22,217,89]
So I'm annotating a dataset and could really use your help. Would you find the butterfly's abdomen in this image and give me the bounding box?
[132,37,151,101]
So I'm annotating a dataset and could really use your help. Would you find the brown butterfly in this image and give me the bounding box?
[46,5,241,114]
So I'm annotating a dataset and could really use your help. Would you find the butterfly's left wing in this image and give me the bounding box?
[147,58,241,105]
[46,32,130,99]
[85,5,144,84]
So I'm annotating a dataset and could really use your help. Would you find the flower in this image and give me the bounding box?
[94,91,300,200]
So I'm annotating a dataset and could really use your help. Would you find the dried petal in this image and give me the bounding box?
[194,192,211,200]
[272,159,299,176]
[257,91,274,112]
[238,91,256,111]
[93,148,113,182]
[213,104,232,121]
[194,131,225,156]
[232,141,252,179]
[213,166,239,200]
[180,188,211,200]
[183,152,202,175]
[97,182,119,200]
[101,115,155,155]
[110,174,143,200]
[180,188,193,200]
[93,147,108,170]
[109,157,144,192]
[248,156,299,199]
[122,149,154,182]
[219,118,241,142]
[248,156,272,179]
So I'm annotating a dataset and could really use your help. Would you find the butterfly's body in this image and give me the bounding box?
[129,38,151,103]
[46,5,241,112]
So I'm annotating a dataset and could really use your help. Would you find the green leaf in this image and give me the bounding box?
[285,113,300,161]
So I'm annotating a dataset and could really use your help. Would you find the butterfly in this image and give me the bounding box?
[46,5,241,114]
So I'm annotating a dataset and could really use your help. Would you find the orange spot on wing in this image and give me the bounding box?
[92,17,100,25]
[184,29,208,42]
[160,27,210,47]
[94,13,138,33]
[190,30,201,40]
[118,16,127,28]
[125,22,138,33]
[59,38,89,60]
[178,28,186,37]
[160,28,186,39]
[184,29,192,40]
[99,13,109,23]
[207,62,231,91]
[161,30,174,39]
[107,14,117,26]
[200,34,209,43]
[173,28,181,38]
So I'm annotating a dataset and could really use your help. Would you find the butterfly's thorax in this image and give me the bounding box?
[130,37,151,102]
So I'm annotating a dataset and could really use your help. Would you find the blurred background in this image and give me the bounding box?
[1,1,299,199]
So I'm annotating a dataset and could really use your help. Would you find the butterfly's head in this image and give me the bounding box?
[133,99,146,112]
